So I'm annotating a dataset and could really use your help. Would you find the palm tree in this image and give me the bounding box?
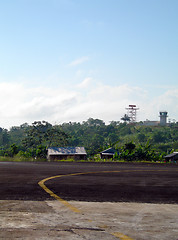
[121,114,130,123]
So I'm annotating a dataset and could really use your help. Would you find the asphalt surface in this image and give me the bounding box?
[0,161,178,203]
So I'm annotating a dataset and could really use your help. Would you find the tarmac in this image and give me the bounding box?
[0,200,177,240]
[0,161,178,239]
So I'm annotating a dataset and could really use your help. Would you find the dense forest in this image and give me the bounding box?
[0,118,177,161]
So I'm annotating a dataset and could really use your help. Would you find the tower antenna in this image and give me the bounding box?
[125,105,139,123]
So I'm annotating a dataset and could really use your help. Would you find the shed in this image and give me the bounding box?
[164,152,178,162]
[47,147,87,161]
[100,147,119,159]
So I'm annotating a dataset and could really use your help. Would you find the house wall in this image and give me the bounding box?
[100,154,114,159]
[165,154,178,162]
[48,154,87,161]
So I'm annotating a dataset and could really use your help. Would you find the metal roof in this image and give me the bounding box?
[164,152,178,158]
[48,147,87,155]
[100,148,118,155]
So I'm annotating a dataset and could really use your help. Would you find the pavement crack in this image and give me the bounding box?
[72,227,105,231]
[48,227,104,232]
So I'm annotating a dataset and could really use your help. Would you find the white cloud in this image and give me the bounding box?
[77,77,92,88]
[0,82,77,128]
[69,56,89,66]
[136,88,178,122]
[0,82,177,128]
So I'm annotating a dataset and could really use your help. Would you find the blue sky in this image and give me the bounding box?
[0,0,177,128]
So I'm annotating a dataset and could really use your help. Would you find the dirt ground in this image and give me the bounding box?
[0,162,178,239]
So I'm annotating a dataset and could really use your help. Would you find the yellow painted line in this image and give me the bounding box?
[38,169,177,239]
[39,171,126,213]
[39,176,81,213]
[111,232,134,240]
[38,171,122,213]
[38,169,177,213]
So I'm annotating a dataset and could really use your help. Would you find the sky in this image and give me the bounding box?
[0,0,177,128]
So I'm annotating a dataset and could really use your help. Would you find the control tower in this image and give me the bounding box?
[159,111,168,126]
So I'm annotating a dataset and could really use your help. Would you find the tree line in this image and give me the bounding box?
[0,118,177,161]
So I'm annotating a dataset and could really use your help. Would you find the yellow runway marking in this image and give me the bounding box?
[111,232,134,240]
[38,171,123,213]
[38,169,176,213]
[38,169,177,240]
[39,175,81,213]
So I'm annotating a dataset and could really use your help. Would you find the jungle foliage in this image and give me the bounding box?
[0,118,177,161]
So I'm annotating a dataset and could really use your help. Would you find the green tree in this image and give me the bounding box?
[45,125,69,147]
[137,133,146,142]
[22,121,69,157]
[9,144,19,157]
[36,145,47,158]
[124,142,136,153]
[121,114,130,123]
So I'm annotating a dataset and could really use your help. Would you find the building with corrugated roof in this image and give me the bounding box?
[47,147,87,161]
[164,152,178,162]
[100,147,119,159]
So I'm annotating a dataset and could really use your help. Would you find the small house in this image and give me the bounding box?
[100,147,119,159]
[164,152,178,162]
[47,147,87,161]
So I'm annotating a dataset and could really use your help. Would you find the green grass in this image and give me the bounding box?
[0,156,176,164]
[0,156,46,162]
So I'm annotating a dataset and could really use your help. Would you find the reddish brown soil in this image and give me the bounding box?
[0,162,178,203]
